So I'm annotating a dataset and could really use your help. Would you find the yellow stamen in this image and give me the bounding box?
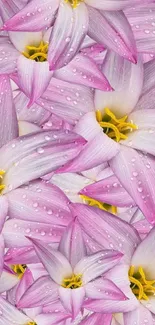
[22,41,48,62]
[96,108,137,142]
[65,0,83,8]
[0,170,5,194]
[27,322,36,325]
[12,264,27,279]
[129,265,155,301]
[62,274,82,289]
[80,194,117,214]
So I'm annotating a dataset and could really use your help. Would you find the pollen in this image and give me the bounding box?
[27,323,37,325]
[0,170,5,194]
[65,0,83,8]
[12,264,27,279]
[22,41,48,62]
[129,265,155,300]
[62,274,82,289]
[80,194,117,214]
[96,108,137,142]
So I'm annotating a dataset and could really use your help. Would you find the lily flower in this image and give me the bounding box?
[18,220,126,319]
[1,0,143,70]
[55,53,155,224]
[70,203,155,324]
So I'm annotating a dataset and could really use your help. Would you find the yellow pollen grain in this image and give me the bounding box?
[65,0,83,8]
[22,41,48,62]
[62,274,82,289]
[80,194,117,214]
[96,108,137,142]
[0,170,5,194]
[129,265,155,301]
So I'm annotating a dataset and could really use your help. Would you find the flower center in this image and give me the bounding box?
[62,274,82,289]
[65,0,83,8]
[22,41,48,62]
[12,264,27,279]
[129,265,155,300]
[80,194,117,214]
[96,108,137,143]
[27,323,36,325]
[0,170,5,194]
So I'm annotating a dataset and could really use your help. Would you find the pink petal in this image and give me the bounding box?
[35,313,70,325]
[0,195,8,232]
[85,277,127,301]
[59,220,86,268]
[74,250,123,284]
[54,53,112,90]
[28,238,72,284]
[80,174,135,207]
[0,0,29,22]
[0,36,19,73]
[110,145,155,224]
[59,286,85,318]
[0,296,31,324]
[12,268,34,304]
[4,247,40,265]
[48,2,88,70]
[18,276,59,308]
[2,219,63,247]
[7,180,72,226]
[0,234,4,276]
[2,0,59,31]
[70,203,140,264]
[122,129,155,155]
[88,8,137,63]
[0,268,19,293]
[0,75,18,146]
[9,31,42,52]
[79,313,112,325]
[17,55,53,106]
[124,305,153,325]
[95,51,143,117]
[85,0,149,10]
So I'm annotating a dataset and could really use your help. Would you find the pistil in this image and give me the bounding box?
[65,0,83,8]
[129,265,155,300]
[62,274,82,289]
[22,41,48,62]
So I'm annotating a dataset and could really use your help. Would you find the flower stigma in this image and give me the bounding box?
[22,41,48,62]
[12,264,27,279]
[129,265,155,300]
[80,194,117,214]
[62,274,82,289]
[0,170,5,194]
[65,0,83,8]
[96,108,137,142]
[27,322,37,325]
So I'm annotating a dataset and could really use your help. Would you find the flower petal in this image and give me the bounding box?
[28,238,72,284]
[0,296,31,324]
[59,286,85,319]
[2,0,59,31]
[59,220,86,268]
[17,55,53,106]
[35,313,70,325]
[70,203,140,264]
[0,36,19,73]
[79,313,112,325]
[110,145,155,224]
[18,276,59,308]
[88,8,137,63]
[85,277,127,301]
[74,250,123,284]
[48,2,88,70]
[54,53,112,91]
[124,305,153,325]
[0,75,18,147]
[0,195,8,232]
[80,174,135,207]
[0,235,4,277]
[9,31,42,52]
[95,51,143,117]
[0,268,19,293]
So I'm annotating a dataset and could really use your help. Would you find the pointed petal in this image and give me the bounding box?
[59,220,86,268]
[35,312,70,325]
[0,130,86,192]
[2,219,63,247]
[13,268,34,304]
[0,268,19,293]
[110,145,155,224]
[80,313,112,325]
[29,238,72,284]
[0,75,18,147]
[85,277,127,301]
[88,8,137,63]
[0,296,31,324]
[85,0,148,10]
[70,203,140,264]
[4,247,39,265]
[122,129,155,155]
[80,174,135,207]
[2,0,59,31]
[54,53,112,91]
[74,250,123,284]
[95,52,143,117]
[48,2,88,70]
[18,276,59,308]
[0,235,4,276]
[7,180,72,226]
[59,286,85,318]
[17,56,53,106]
[9,31,42,52]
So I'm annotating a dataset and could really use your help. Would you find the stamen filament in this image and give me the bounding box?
[129,265,155,301]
